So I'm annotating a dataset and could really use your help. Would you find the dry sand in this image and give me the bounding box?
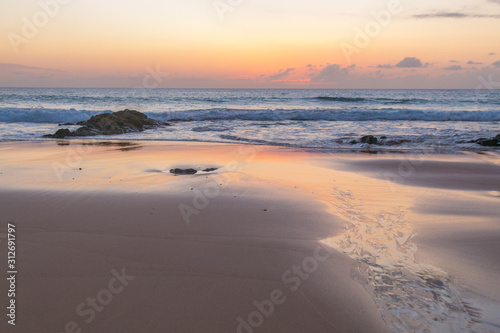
[0,141,499,333]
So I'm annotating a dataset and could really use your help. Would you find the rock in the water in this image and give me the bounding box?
[81,109,167,135]
[478,139,499,147]
[468,138,486,143]
[45,109,169,138]
[361,135,378,144]
[202,168,218,172]
[73,126,99,137]
[44,128,74,139]
[384,139,411,146]
[349,140,358,145]
[384,140,398,146]
[470,135,500,147]
[170,168,198,175]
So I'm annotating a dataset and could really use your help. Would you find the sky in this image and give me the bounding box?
[0,0,499,88]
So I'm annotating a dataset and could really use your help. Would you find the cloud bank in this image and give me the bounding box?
[310,64,355,83]
[396,57,424,68]
[443,65,463,70]
[414,12,500,19]
[267,68,295,81]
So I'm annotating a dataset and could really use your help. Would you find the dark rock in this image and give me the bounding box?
[470,135,500,147]
[44,128,73,139]
[349,140,358,145]
[170,168,197,175]
[361,135,378,144]
[384,139,411,146]
[82,110,162,135]
[385,140,398,146]
[477,139,499,147]
[475,139,485,142]
[202,168,218,172]
[58,123,74,126]
[45,110,168,138]
[380,136,387,139]
[468,138,486,143]
[73,126,99,136]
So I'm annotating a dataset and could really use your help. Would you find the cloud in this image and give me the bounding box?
[267,68,295,81]
[467,61,483,65]
[377,64,394,69]
[489,52,497,56]
[306,64,317,71]
[493,61,500,67]
[488,0,500,4]
[443,65,463,70]
[396,57,424,68]
[0,63,63,74]
[310,64,355,83]
[449,60,459,63]
[414,12,500,19]
[0,63,67,85]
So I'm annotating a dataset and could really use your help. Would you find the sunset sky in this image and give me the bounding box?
[1,0,500,88]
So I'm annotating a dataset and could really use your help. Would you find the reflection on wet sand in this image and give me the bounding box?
[56,140,143,151]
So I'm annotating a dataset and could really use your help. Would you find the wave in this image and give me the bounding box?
[0,95,227,104]
[219,134,291,146]
[192,126,229,132]
[316,96,433,104]
[1,107,500,123]
[315,96,500,105]
[316,96,366,102]
[376,98,429,104]
[0,107,110,123]
[150,108,500,122]
[3,92,498,108]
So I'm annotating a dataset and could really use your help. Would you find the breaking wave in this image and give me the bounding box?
[2,107,500,124]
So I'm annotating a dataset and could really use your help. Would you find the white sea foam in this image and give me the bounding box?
[322,186,487,332]
[1,107,500,123]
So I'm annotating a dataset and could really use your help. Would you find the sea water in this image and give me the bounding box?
[0,88,499,152]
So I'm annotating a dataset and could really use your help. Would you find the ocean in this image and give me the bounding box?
[1,88,499,152]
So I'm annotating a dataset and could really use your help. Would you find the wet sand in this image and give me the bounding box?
[0,141,499,332]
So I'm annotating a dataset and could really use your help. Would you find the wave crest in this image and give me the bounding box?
[1,107,499,123]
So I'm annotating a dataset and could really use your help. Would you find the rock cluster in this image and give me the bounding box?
[170,168,198,175]
[45,110,169,138]
[360,135,378,144]
[344,135,412,146]
[469,134,500,147]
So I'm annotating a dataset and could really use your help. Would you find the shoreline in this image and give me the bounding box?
[1,140,499,332]
[2,137,500,155]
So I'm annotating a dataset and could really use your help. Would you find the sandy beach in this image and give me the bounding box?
[0,141,499,333]
[3,0,500,331]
